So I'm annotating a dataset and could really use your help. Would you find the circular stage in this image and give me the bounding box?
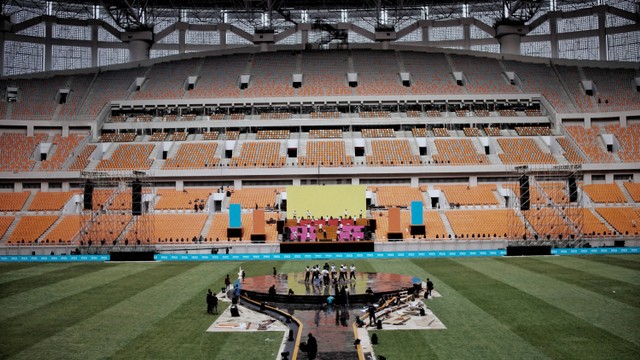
[241,272,418,304]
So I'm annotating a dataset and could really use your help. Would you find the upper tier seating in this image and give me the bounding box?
[373,186,423,207]
[256,130,290,139]
[259,112,292,120]
[169,131,188,141]
[0,133,47,172]
[411,128,427,137]
[437,185,499,206]
[202,131,220,140]
[243,52,296,98]
[425,110,442,117]
[475,109,490,117]
[515,126,552,136]
[623,182,640,202]
[310,112,341,119]
[497,138,556,164]
[149,132,167,141]
[366,140,422,166]
[556,137,585,164]
[595,207,640,236]
[0,192,29,212]
[564,126,614,163]
[463,127,482,137]
[450,55,520,94]
[229,187,280,209]
[133,59,199,100]
[230,142,286,168]
[504,61,575,113]
[9,76,66,121]
[432,128,450,137]
[433,139,489,165]
[57,75,94,120]
[298,51,352,96]
[605,124,640,162]
[406,111,422,117]
[525,109,543,117]
[187,54,249,98]
[352,50,408,96]
[100,133,136,142]
[583,67,640,112]
[163,143,219,170]
[583,183,627,204]
[133,214,207,243]
[484,127,502,136]
[224,131,240,140]
[498,109,518,117]
[359,111,392,118]
[446,209,519,239]
[7,215,58,243]
[361,128,395,138]
[299,141,353,167]
[29,191,76,211]
[0,216,14,239]
[80,68,146,118]
[503,181,569,206]
[69,144,96,171]
[44,214,82,243]
[96,143,154,170]
[40,134,87,171]
[401,52,462,94]
[309,129,342,139]
[555,65,596,113]
[154,188,213,210]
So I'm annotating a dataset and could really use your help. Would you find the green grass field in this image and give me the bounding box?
[0,255,639,359]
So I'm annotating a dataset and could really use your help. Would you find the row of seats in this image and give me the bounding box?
[163,143,219,169]
[515,126,552,136]
[100,133,136,142]
[228,188,280,209]
[437,185,499,206]
[256,130,290,139]
[309,129,342,139]
[96,143,154,170]
[298,141,353,167]
[366,140,422,166]
[361,128,395,138]
[564,126,614,163]
[0,133,47,172]
[229,142,286,168]
[40,134,87,171]
[498,138,556,164]
[433,139,488,165]
[154,188,213,210]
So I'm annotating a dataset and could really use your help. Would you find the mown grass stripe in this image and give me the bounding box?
[0,263,107,299]
[579,254,640,270]
[0,263,157,322]
[0,263,191,358]
[536,256,640,286]
[0,263,43,275]
[10,262,228,360]
[110,262,283,360]
[369,259,548,360]
[0,262,82,285]
[509,257,640,307]
[455,257,640,351]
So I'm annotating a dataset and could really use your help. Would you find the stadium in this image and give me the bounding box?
[0,0,639,359]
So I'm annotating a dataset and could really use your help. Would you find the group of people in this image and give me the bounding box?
[304,263,357,287]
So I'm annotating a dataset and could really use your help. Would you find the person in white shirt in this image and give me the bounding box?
[350,264,356,280]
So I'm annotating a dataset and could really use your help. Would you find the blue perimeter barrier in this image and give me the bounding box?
[0,247,638,263]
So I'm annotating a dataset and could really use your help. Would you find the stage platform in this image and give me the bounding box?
[241,272,417,304]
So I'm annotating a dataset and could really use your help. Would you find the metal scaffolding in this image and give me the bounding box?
[76,171,154,252]
[507,164,584,248]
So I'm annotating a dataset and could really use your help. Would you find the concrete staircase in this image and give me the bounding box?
[438,211,455,238]
[200,211,216,239]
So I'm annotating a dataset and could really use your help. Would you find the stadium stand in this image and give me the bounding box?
[230,142,286,168]
[309,129,342,139]
[96,143,155,170]
[605,124,640,162]
[0,192,30,212]
[432,139,489,165]
[0,133,47,172]
[79,68,146,118]
[450,55,519,94]
[0,216,15,239]
[298,141,353,167]
[361,128,395,138]
[437,184,499,206]
[401,52,462,94]
[582,67,640,112]
[595,207,640,237]
[515,126,552,136]
[7,215,58,243]
[623,182,640,202]
[564,126,614,163]
[163,143,219,169]
[373,186,423,208]
[40,134,87,171]
[352,50,408,96]
[187,54,248,98]
[154,188,213,211]
[44,214,82,243]
[133,59,199,100]
[366,139,422,166]
[228,187,280,209]
[298,51,352,96]
[28,191,76,211]
[497,138,556,164]
[446,209,518,239]
[256,130,290,139]
[582,183,627,204]
[69,144,96,171]
[243,52,296,98]
[135,214,207,243]
[556,137,585,164]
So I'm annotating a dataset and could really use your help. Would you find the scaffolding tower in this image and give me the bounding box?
[507,165,585,248]
[76,171,154,252]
